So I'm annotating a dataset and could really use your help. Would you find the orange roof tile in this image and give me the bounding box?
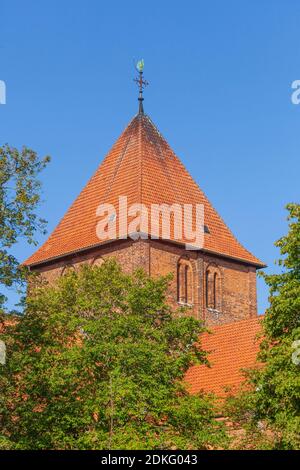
[25,113,264,267]
[185,316,263,397]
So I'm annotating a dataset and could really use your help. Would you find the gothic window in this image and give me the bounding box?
[177,259,193,305]
[61,264,75,276]
[92,256,104,267]
[213,272,217,309]
[206,269,210,308]
[205,266,221,311]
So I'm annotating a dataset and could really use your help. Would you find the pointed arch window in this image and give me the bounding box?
[213,272,217,309]
[177,259,193,305]
[92,256,104,267]
[61,264,75,277]
[205,266,221,311]
[206,269,210,308]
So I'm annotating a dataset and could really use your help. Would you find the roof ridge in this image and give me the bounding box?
[207,315,264,332]
[139,115,143,206]
[141,115,179,205]
[103,127,134,202]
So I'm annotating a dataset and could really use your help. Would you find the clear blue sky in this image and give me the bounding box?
[1,0,299,313]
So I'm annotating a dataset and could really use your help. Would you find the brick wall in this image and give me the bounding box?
[202,254,258,326]
[31,238,258,326]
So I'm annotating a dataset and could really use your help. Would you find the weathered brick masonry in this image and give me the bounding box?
[32,238,258,326]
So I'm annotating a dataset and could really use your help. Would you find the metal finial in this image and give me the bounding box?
[134,59,148,114]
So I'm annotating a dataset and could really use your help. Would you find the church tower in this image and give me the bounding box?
[24,65,264,325]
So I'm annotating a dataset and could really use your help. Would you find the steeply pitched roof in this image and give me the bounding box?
[185,316,263,397]
[25,113,264,267]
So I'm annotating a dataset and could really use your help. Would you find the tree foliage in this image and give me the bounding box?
[226,203,300,449]
[0,260,227,449]
[0,144,50,311]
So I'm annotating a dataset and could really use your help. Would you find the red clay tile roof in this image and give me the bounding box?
[25,113,264,267]
[185,316,263,397]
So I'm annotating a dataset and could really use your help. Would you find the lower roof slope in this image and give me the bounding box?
[25,113,264,267]
[185,316,263,397]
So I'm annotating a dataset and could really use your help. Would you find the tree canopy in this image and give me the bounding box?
[0,260,227,449]
[0,144,50,312]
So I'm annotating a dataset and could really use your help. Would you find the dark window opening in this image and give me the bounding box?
[178,262,192,305]
[206,270,210,307]
[213,272,217,309]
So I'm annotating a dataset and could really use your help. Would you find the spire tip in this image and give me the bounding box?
[134,60,148,115]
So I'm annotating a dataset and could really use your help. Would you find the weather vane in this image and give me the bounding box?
[134,59,149,114]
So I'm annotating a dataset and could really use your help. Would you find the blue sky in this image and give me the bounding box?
[1,0,299,313]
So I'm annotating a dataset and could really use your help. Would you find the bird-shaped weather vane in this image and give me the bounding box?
[134,59,149,114]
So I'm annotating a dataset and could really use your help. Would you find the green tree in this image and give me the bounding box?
[226,203,300,449]
[0,260,227,449]
[0,144,50,312]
